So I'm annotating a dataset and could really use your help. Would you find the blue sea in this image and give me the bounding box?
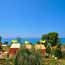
[59,38,65,44]
[1,38,65,44]
[2,38,40,44]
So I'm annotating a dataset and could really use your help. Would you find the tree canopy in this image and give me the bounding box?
[41,32,59,46]
[16,37,22,43]
[0,36,2,42]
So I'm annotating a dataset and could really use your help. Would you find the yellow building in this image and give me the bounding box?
[24,41,32,49]
[34,44,46,54]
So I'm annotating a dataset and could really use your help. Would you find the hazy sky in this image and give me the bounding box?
[0,0,65,38]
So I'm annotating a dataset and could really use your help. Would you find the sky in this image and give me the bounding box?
[0,0,65,38]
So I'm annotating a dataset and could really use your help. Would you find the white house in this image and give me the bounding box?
[9,43,21,58]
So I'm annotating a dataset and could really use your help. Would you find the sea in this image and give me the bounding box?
[1,38,65,45]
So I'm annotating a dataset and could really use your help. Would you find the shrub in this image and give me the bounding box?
[14,45,45,65]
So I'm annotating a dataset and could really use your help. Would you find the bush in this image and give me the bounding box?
[54,48,62,59]
[14,45,45,65]
[41,32,59,46]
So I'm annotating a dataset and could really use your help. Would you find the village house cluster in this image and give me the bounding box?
[0,40,46,59]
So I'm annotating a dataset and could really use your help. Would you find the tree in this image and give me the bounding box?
[16,37,22,43]
[0,36,2,51]
[41,34,49,41]
[14,45,45,65]
[0,42,2,50]
[48,32,58,46]
[46,46,51,54]
[54,48,62,59]
[36,41,40,44]
[4,41,8,45]
[41,32,59,46]
[0,36,2,42]
[57,43,61,48]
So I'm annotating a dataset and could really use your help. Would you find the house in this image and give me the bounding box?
[0,43,8,59]
[9,43,20,58]
[2,44,8,51]
[0,49,5,59]
[34,44,46,54]
[40,44,46,54]
[24,41,32,49]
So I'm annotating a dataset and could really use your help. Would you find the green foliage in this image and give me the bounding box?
[0,41,2,45]
[41,32,59,46]
[57,43,61,48]
[62,51,65,59]
[0,42,2,50]
[14,55,18,65]
[41,34,49,40]
[16,37,22,43]
[46,46,51,54]
[48,32,58,46]
[0,36,2,49]
[54,48,62,59]
[14,45,45,65]
[36,41,40,44]
[4,41,8,45]
[49,59,57,65]
[0,36,2,42]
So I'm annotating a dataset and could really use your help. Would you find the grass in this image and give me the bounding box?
[0,56,65,65]
[0,44,65,65]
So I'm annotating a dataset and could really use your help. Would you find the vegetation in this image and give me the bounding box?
[0,42,2,50]
[0,32,65,65]
[46,46,51,54]
[54,48,62,59]
[41,32,58,46]
[0,36,2,42]
[16,37,22,43]
[4,41,8,45]
[14,45,45,65]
